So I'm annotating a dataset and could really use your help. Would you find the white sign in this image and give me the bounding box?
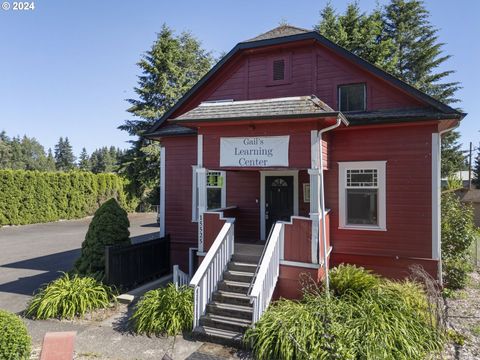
[220,136,289,167]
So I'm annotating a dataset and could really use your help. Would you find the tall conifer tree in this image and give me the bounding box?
[119,24,213,204]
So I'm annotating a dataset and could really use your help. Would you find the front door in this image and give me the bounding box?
[265,176,294,236]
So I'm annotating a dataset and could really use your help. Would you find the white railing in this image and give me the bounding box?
[189,219,235,328]
[248,222,283,324]
[173,265,190,290]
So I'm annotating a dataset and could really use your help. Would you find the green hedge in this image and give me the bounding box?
[0,170,136,226]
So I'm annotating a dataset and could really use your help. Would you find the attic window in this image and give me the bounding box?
[273,59,285,81]
[338,83,366,112]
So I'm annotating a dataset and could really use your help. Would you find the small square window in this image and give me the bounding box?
[206,171,226,210]
[338,84,366,112]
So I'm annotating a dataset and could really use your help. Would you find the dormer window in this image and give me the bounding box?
[268,54,291,85]
[338,83,366,112]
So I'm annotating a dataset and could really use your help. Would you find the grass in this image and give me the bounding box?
[245,265,445,360]
[130,283,193,336]
[25,273,116,320]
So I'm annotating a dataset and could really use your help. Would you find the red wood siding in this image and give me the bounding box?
[325,124,436,262]
[162,136,197,272]
[225,171,260,242]
[170,42,425,120]
[283,217,312,263]
[203,212,226,252]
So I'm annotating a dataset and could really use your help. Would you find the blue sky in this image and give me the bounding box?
[0,0,478,156]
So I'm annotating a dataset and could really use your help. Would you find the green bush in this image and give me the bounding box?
[329,263,380,296]
[0,169,136,226]
[25,273,115,320]
[441,192,477,289]
[245,266,444,360]
[73,198,130,278]
[0,309,31,360]
[131,284,193,336]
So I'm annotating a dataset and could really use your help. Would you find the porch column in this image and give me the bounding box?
[309,130,320,264]
[197,167,207,253]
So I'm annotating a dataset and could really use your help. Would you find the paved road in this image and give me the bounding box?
[0,213,159,313]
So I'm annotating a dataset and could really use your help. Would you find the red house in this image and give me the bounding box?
[146,25,464,339]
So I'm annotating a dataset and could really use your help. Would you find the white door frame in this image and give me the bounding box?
[260,170,299,240]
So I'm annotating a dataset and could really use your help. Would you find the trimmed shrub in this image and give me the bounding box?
[25,273,115,320]
[441,192,477,289]
[73,198,130,278]
[245,266,445,360]
[0,170,137,226]
[131,284,193,336]
[0,309,31,360]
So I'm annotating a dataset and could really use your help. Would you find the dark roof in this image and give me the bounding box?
[171,95,342,123]
[145,26,464,137]
[245,25,310,42]
[346,108,464,125]
[145,124,196,138]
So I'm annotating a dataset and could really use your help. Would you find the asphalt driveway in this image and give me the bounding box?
[0,213,159,313]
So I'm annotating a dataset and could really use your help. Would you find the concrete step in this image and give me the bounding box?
[228,261,258,273]
[231,253,261,264]
[207,302,253,320]
[193,326,244,347]
[223,270,254,283]
[218,279,251,294]
[199,314,251,333]
[213,290,252,307]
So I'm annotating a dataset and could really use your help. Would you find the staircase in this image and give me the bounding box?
[194,247,261,345]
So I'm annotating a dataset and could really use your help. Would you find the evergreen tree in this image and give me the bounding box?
[0,131,12,169]
[316,0,464,177]
[73,198,130,279]
[54,137,76,171]
[45,148,56,171]
[78,147,91,171]
[119,24,213,204]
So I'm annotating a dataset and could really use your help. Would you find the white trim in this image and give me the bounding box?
[197,135,203,167]
[260,170,299,240]
[280,260,321,269]
[191,165,199,222]
[432,133,441,260]
[159,146,166,237]
[338,161,387,231]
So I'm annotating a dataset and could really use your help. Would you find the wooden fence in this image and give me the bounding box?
[105,235,170,289]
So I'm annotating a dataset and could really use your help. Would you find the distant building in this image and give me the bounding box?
[441,170,473,189]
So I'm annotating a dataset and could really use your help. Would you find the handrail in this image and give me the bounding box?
[190,219,235,328]
[173,265,190,290]
[247,223,276,295]
[248,221,283,324]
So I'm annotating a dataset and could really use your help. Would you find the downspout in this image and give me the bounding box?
[318,114,345,292]
[437,123,460,286]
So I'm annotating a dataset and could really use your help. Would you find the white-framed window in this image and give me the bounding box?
[192,168,226,221]
[206,170,226,210]
[338,161,386,231]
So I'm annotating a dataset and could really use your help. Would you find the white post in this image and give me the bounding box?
[197,167,207,253]
[159,146,166,237]
[309,130,320,264]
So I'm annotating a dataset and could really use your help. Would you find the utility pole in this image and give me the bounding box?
[468,142,473,189]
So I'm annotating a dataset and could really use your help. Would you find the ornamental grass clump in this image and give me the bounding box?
[245,265,445,360]
[25,273,116,320]
[131,284,193,336]
[0,309,31,360]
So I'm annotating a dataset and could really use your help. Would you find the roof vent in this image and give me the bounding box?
[273,59,285,81]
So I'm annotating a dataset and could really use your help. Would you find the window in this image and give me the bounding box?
[206,171,226,210]
[338,83,366,112]
[339,161,386,231]
[273,59,285,81]
[191,169,227,221]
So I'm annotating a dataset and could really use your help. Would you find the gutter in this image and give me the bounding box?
[318,113,346,293]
